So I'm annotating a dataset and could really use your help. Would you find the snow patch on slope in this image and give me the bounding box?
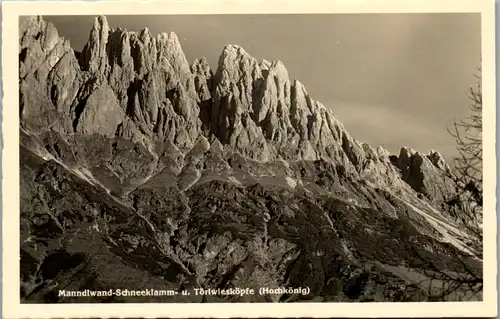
[404,201,475,256]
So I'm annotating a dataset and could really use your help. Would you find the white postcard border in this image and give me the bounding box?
[2,0,497,318]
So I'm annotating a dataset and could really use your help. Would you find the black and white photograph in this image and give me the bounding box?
[3,0,497,318]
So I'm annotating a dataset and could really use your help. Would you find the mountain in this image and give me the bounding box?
[19,15,481,303]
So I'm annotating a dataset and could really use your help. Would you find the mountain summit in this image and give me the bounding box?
[19,16,481,303]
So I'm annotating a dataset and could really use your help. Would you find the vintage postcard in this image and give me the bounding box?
[2,0,497,317]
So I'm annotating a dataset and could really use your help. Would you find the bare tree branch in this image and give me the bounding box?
[409,64,483,301]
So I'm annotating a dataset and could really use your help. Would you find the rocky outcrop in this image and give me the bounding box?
[190,57,214,135]
[83,17,202,148]
[20,15,203,150]
[210,44,347,163]
[19,16,81,134]
[18,15,481,304]
[207,45,412,197]
[392,147,456,204]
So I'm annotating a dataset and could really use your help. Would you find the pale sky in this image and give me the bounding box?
[42,14,481,161]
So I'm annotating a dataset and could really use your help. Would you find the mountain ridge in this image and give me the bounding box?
[19,15,456,202]
[18,15,481,303]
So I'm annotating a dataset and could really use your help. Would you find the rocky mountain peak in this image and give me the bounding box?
[19,15,458,204]
[392,146,455,203]
[427,149,451,173]
[18,15,481,304]
[95,15,109,30]
[215,44,262,93]
[156,31,192,77]
[80,15,109,74]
